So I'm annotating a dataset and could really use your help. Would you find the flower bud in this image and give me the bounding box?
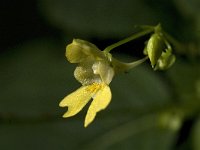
[154,49,176,70]
[146,33,165,66]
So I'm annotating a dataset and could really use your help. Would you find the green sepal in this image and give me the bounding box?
[154,49,176,70]
[146,33,165,67]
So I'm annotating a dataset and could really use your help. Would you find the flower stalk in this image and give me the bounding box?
[104,28,154,53]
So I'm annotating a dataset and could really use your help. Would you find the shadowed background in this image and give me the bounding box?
[0,0,200,150]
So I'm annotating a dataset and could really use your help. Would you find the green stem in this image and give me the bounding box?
[104,28,154,53]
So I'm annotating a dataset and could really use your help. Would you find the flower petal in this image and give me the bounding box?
[84,84,112,127]
[59,85,93,118]
[66,39,104,63]
[92,60,114,85]
[59,83,102,118]
[66,41,88,63]
[74,60,101,85]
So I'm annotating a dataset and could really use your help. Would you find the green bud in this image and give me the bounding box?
[146,33,165,67]
[154,49,176,70]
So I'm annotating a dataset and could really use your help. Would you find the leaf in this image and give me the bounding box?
[0,39,77,117]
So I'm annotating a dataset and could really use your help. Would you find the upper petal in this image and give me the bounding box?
[66,40,88,63]
[84,84,112,127]
[66,39,104,63]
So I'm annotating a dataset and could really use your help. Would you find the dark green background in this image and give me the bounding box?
[0,0,200,150]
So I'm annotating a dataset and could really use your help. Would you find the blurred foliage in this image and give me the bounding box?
[0,0,200,150]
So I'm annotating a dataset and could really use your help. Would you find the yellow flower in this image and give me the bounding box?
[59,24,176,127]
[59,39,114,127]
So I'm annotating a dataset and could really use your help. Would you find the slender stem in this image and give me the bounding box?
[104,28,154,53]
